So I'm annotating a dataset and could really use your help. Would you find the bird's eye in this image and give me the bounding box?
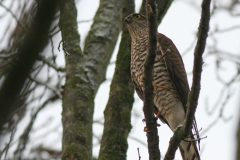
[134,15,141,19]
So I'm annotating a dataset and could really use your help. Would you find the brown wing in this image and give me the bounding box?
[157,33,200,148]
[157,33,189,109]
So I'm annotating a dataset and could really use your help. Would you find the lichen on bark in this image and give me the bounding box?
[98,0,135,159]
[83,0,123,97]
[60,0,123,159]
[60,0,93,159]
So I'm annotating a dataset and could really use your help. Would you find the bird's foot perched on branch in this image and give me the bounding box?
[144,126,151,132]
[153,84,170,90]
[156,111,161,118]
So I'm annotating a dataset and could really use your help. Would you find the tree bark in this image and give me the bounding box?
[83,0,123,97]
[140,0,173,25]
[98,0,135,159]
[142,1,160,160]
[60,0,123,159]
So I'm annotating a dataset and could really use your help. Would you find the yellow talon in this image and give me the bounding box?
[144,127,150,132]
[156,111,161,118]
[153,84,170,91]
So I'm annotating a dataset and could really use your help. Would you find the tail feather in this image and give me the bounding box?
[179,133,200,160]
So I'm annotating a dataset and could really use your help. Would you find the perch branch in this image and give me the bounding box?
[164,0,211,159]
[143,0,160,160]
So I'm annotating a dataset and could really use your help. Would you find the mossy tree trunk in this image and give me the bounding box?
[98,0,135,159]
[60,0,122,159]
[60,0,89,159]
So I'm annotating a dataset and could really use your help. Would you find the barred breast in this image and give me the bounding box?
[131,36,184,130]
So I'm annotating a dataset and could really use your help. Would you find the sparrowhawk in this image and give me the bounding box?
[125,13,201,160]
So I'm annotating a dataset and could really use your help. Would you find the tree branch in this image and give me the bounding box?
[83,0,123,97]
[37,55,65,72]
[13,94,59,159]
[0,2,28,32]
[59,0,94,159]
[143,0,160,160]
[140,0,173,25]
[164,0,211,159]
[0,0,59,131]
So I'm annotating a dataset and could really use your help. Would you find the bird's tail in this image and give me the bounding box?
[179,133,200,160]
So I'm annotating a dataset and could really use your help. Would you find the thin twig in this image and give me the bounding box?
[137,148,141,160]
[37,55,65,72]
[77,19,92,23]
[28,76,62,98]
[13,94,59,159]
[0,2,28,32]
[164,0,211,159]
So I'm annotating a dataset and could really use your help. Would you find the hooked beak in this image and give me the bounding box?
[124,17,131,24]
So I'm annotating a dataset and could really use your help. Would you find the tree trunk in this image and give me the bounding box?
[98,0,135,159]
[60,0,123,159]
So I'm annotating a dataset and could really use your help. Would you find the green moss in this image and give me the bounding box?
[62,144,89,160]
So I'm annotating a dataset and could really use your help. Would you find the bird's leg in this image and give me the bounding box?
[142,119,150,132]
[156,111,161,118]
[153,84,170,91]
[144,126,151,132]
[140,78,169,91]
[156,111,162,127]
[140,78,144,87]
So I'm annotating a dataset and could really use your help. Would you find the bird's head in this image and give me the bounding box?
[124,13,148,38]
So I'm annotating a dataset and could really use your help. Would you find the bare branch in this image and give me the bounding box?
[13,94,59,159]
[142,1,160,160]
[37,56,65,72]
[0,2,28,32]
[28,76,62,98]
[164,0,211,159]
[0,0,59,131]
[77,19,92,23]
[140,0,174,26]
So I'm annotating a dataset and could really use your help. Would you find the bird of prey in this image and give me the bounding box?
[125,13,200,160]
